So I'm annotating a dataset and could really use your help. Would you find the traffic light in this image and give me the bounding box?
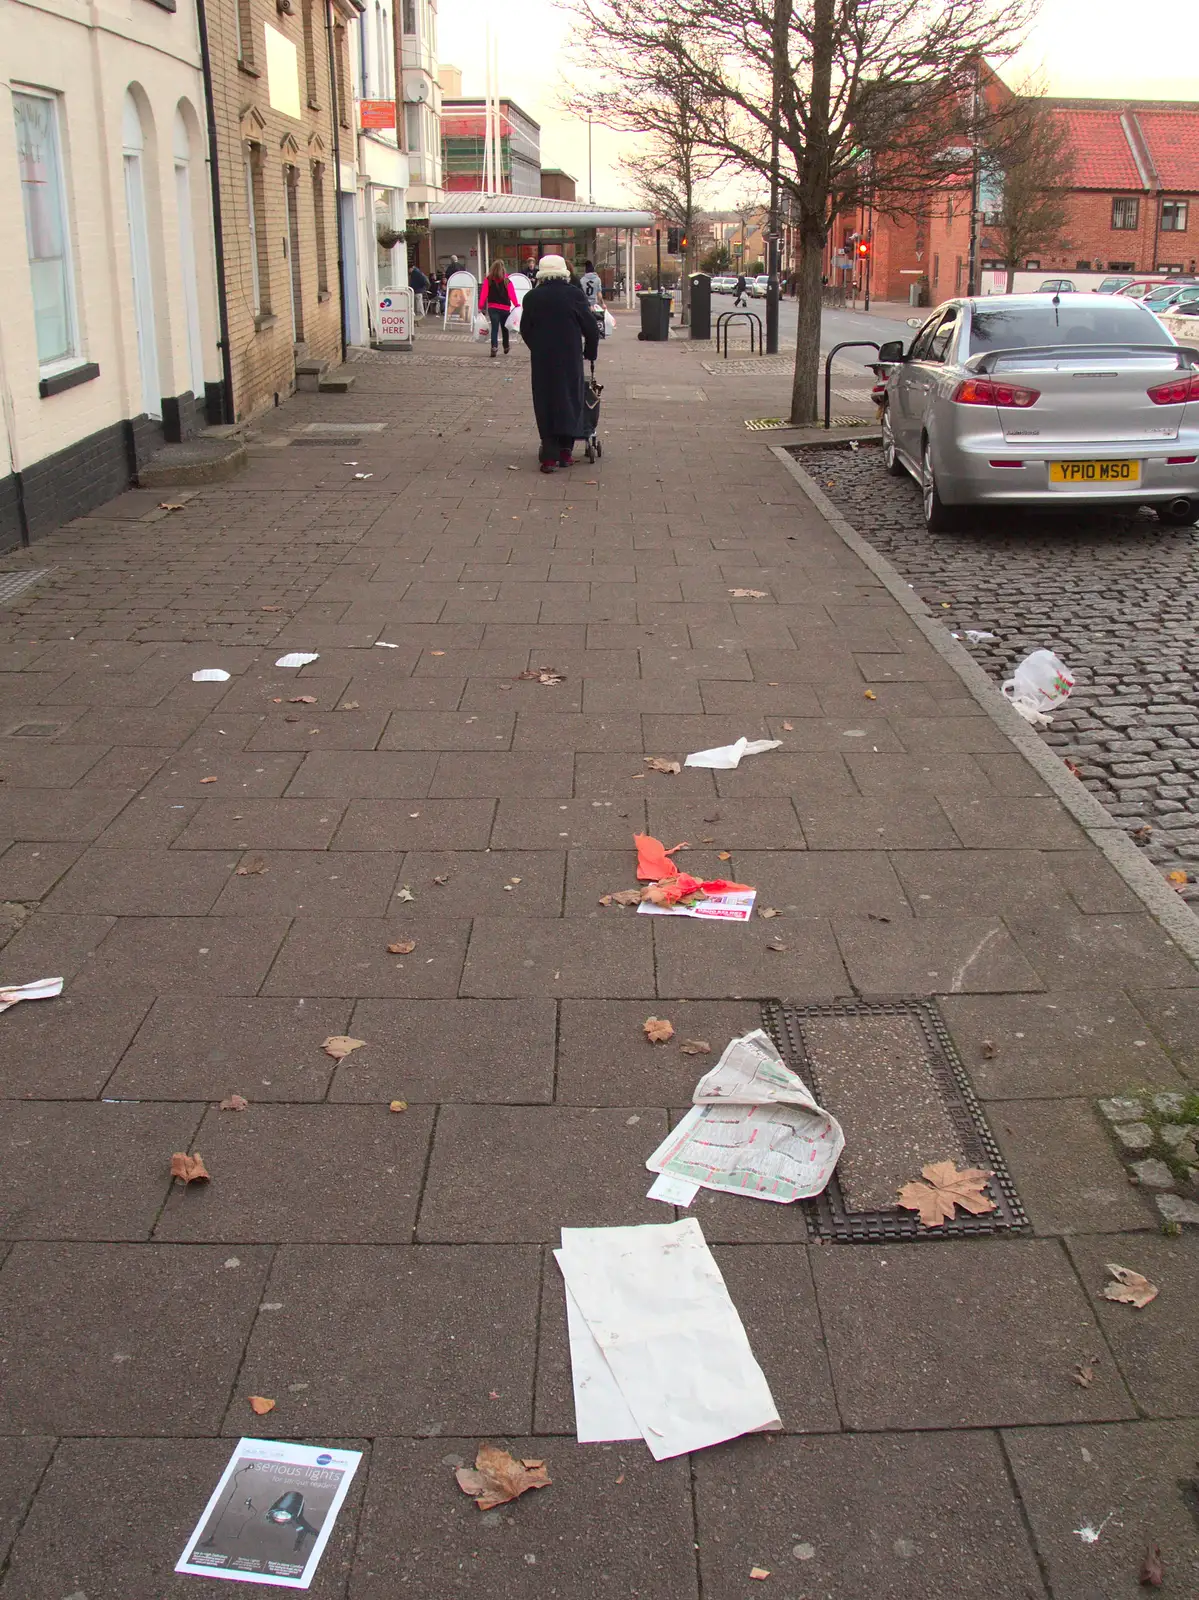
[857,238,871,259]
[679,232,688,252]
[667,226,681,254]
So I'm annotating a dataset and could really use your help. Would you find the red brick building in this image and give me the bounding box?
[829,97,1199,304]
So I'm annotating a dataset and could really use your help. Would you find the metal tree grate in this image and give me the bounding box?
[761,997,1029,1243]
[0,570,51,607]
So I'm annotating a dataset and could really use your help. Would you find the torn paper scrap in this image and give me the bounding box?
[557,1219,780,1459]
[645,1029,844,1204]
[555,1265,641,1443]
[275,652,320,668]
[374,641,399,648]
[638,888,757,922]
[192,669,231,682]
[647,1172,700,1206]
[176,1437,362,1588]
[0,976,64,1015]
[684,737,781,770]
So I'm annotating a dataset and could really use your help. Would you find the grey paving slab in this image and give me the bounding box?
[693,1431,1046,1600]
[937,991,1184,1099]
[331,797,495,850]
[419,1105,668,1241]
[145,749,305,797]
[263,915,470,997]
[512,710,644,751]
[0,786,134,841]
[1130,987,1199,1082]
[812,1239,1138,1429]
[393,849,565,917]
[647,797,807,850]
[734,849,912,918]
[1008,913,1199,990]
[0,992,152,1099]
[93,792,204,848]
[1065,1231,1199,1417]
[0,1437,54,1572]
[712,751,858,799]
[990,1098,1156,1235]
[683,1180,812,1243]
[246,710,391,751]
[557,999,763,1105]
[0,1436,367,1600]
[172,797,346,850]
[1042,847,1146,913]
[461,915,656,998]
[156,1104,434,1243]
[0,740,108,786]
[491,796,645,848]
[108,995,349,1100]
[887,848,1076,917]
[0,840,87,900]
[887,713,1015,752]
[42,846,238,914]
[653,915,852,1000]
[937,792,1088,849]
[429,750,574,796]
[332,998,556,1102]
[352,1438,697,1600]
[284,749,439,796]
[69,915,290,996]
[574,752,718,799]
[210,849,403,917]
[0,1102,202,1240]
[0,912,116,988]
[1004,1421,1199,1600]
[76,743,173,788]
[797,793,960,849]
[834,916,1045,995]
[0,1242,272,1433]
[232,1244,540,1436]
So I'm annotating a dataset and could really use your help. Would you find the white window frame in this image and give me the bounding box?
[244,149,261,315]
[14,87,82,378]
[1161,200,1188,234]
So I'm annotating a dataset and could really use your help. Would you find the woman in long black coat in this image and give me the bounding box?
[519,254,600,472]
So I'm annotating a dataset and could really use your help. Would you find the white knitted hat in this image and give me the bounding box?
[536,254,571,280]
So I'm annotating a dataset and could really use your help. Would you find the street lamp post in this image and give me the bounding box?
[765,0,785,355]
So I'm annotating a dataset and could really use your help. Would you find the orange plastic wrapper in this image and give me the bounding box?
[643,873,750,906]
[635,833,688,881]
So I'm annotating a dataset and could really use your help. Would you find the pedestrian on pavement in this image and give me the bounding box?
[734,273,748,308]
[409,261,430,316]
[478,259,519,357]
[579,259,604,309]
[519,253,599,473]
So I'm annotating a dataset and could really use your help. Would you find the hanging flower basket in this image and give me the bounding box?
[376,226,405,250]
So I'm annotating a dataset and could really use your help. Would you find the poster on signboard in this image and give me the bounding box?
[443,270,477,332]
[508,272,533,304]
[376,286,414,348]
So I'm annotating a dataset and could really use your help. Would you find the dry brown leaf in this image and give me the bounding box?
[644,1016,675,1044]
[454,1444,551,1510]
[766,940,787,952]
[599,888,643,907]
[170,1151,210,1184]
[1167,869,1188,888]
[340,700,360,710]
[517,667,565,685]
[260,605,284,612]
[718,851,732,861]
[759,907,780,919]
[1139,1543,1164,1587]
[863,689,877,700]
[387,941,416,955]
[430,650,446,656]
[323,1035,366,1061]
[389,1099,408,1113]
[680,1039,711,1055]
[896,1161,996,1228]
[236,858,268,876]
[645,757,682,775]
[729,588,768,599]
[640,883,679,907]
[1102,1263,1158,1309]
[432,874,450,885]
[980,1039,998,1060]
[200,776,217,784]
[782,720,794,731]
[395,886,415,902]
[219,1093,248,1112]
[749,1569,771,1580]
[289,695,317,705]
[248,1396,276,1416]
[1071,1357,1099,1388]
[159,501,186,511]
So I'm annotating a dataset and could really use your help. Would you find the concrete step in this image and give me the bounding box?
[318,372,356,394]
[295,358,330,393]
[137,434,248,488]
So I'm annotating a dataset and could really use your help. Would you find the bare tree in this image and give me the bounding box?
[567,0,1035,423]
[979,87,1074,284]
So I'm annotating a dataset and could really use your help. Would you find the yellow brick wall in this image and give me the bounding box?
[207,0,345,420]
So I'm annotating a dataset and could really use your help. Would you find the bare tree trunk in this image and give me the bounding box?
[789,233,824,425]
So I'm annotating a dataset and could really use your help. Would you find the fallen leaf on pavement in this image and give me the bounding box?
[1102,1263,1158,1309]
[599,888,643,907]
[323,1035,366,1061]
[389,1100,408,1113]
[759,907,780,919]
[1139,1544,1164,1587]
[1167,869,1188,888]
[1132,824,1153,843]
[644,1016,675,1044]
[766,940,787,952]
[680,1039,711,1055]
[170,1151,210,1184]
[1072,1357,1099,1388]
[896,1161,996,1228]
[432,874,450,885]
[289,695,317,705]
[395,886,415,902]
[260,605,284,612]
[517,667,566,685]
[236,858,268,876]
[749,1569,771,1581]
[158,502,186,511]
[980,1039,998,1059]
[729,588,768,599]
[339,700,360,710]
[718,851,732,861]
[248,1396,276,1416]
[219,1094,248,1112]
[782,721,794,731]
[863,690,877,700]
[388,941,416,954]
[455,1444,551,1510]
[645,757,682,775]
[1065,758,1082,778]
[200,776,217,784]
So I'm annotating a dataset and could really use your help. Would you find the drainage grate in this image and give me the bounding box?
[288,437,364,447]
[744,417,791,431]
[0,570,51,607]
[761,997,1029,1242]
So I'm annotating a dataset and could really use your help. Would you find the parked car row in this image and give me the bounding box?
[873,292,1199,532]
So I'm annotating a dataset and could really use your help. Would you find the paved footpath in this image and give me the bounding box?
[0,314,1196,1598]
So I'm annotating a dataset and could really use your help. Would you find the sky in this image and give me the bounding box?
[435,0,1196,207]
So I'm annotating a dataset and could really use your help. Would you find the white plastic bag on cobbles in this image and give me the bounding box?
[1002,649,1073,726]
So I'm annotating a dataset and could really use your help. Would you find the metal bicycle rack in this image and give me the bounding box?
[716,311,764,358]
[823,340,881,428]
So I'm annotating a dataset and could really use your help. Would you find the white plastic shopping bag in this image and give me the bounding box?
[604,309,616,335]
[1002,649,1073,726]
[473,313,489,340]
[507,303,523,334]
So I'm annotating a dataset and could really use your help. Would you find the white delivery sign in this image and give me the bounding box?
[377,286,414,347]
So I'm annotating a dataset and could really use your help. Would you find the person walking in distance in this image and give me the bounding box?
[733,272,748,308]
[579,257,606,340]
[519,253,599,473]
[479,259,519,357]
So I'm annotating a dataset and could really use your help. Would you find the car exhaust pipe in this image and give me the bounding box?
[1169,497,1193,517]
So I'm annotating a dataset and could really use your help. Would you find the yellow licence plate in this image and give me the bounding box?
[1050,460,1140,483]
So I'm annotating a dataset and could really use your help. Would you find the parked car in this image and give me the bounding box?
[711,276,736,294]
[1115,278,1176,300]
[1096,275,1136,294]
[749,274,770,298]
[875,292,1199,531]
[1038,278,1077,293]
[1139,281,1199,317]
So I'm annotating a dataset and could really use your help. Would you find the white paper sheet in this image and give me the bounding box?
[645,1029,844,1204]
[684,737,781,770]
[636,888,756,922]
[0,976,63,1015]
[554,1256,641,1442]
[192,669,231,682]
[275,653,319,668]
[556,1219,781,1460]
[646,1172,700,1206]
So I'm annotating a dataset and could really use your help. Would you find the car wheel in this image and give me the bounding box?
[1154,500,1199,527]
[921,438,960,532]
[880,406,906,477]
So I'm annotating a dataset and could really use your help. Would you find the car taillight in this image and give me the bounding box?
[951,378,1040,408]
[1147,374,1199,404]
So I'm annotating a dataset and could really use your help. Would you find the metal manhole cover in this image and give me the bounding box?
[761,998,1028,1242]
[0,570,51,606]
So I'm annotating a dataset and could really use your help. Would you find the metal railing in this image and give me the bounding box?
[715,310,764,358]
[824,340,880,429]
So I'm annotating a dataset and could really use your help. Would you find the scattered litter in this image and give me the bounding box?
[863,690,876,700]
[729,588,769,599]
[766,939,787,952]
[192,669,231,682]
[555,1218,780,1456]
[749,1570,771,1582]
[1072,1357,1099,1388]
[200,776,218,784]
[1102,1263,1158,1308]
[260,605,284,613]
[961,630,997,643]
[896,1161,996,1228]
[635,834,688,880]
[375,641,399,649]
[1167,869,1188,889]
[389,1100,408,1113]
[680,1039,711,1055]
[1140,1543,1165,1587]
[290,695,317,705]
[644,1016,675,1044]
[219,1094,248,1112]
[598,888,643,908]
[170,1151,210,1185]
[980,1039,998,1059]
[394,886,415,902]
[455,1445,551,1510]
[646,1030,844,1205]
[1002,648,1073,727]
[684,737,781,770]
[353,472,373,479]
[176,1439,362,1586]
[1074,1510,1117,1545]
[647,1171,700,1206]
[387,941,416,955]
[236,858,268,876]
[0,976,63,1015]
[159,501,187,511]
[644,756,682,775]
[759,907,780,919]
[275,652,319,668]
[517,667,566,685]
[322,1035,366,1061]
[639,884,756,921]
[248,1396,275,1416]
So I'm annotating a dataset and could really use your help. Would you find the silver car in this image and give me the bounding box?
[877,293,1199,531]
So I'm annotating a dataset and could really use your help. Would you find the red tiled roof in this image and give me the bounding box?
[1051,108,1141,189]
[1136,112,1199,192]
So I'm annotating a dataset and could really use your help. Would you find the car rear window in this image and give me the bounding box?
[968,302,1173,353]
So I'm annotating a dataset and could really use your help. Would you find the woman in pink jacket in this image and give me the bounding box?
[479,260,520,356]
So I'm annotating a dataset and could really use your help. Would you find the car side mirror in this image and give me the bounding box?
[877,340,906,362]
